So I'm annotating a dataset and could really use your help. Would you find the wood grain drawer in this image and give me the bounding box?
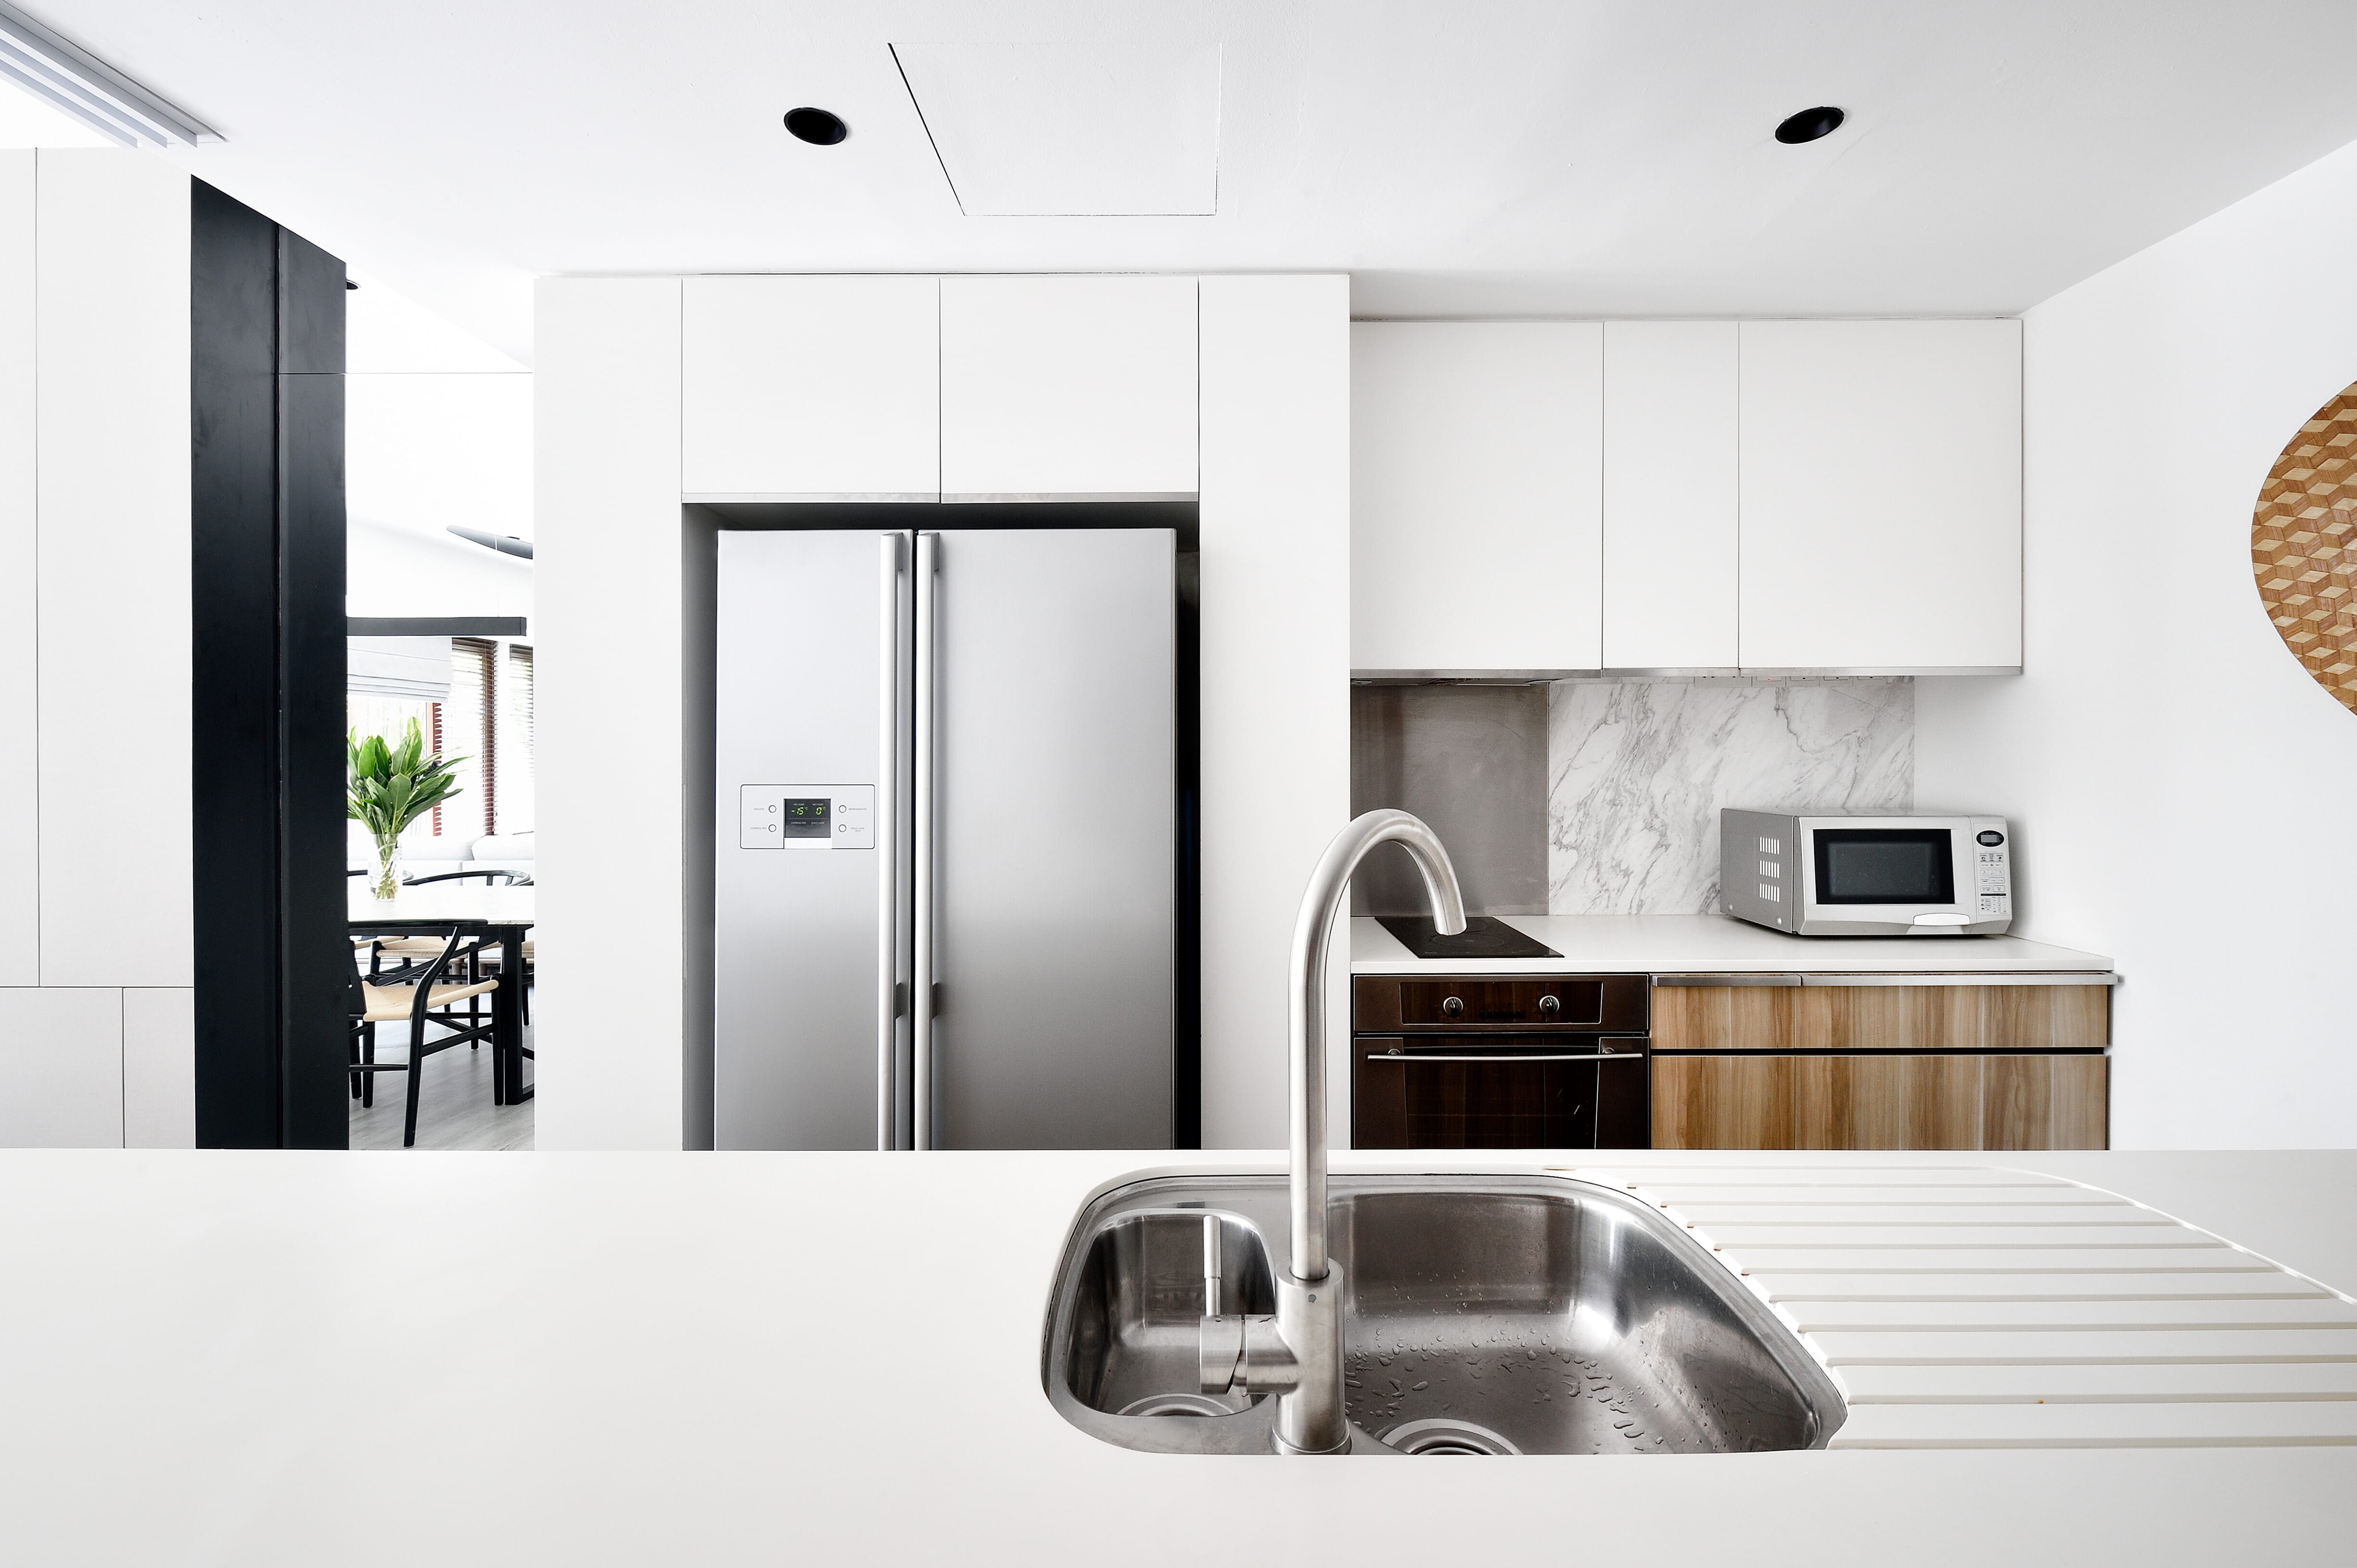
[1652,983,2108,1051]
[1650,1052,2107,1151]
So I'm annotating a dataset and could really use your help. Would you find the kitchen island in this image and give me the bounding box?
[0,1148,2348,1566]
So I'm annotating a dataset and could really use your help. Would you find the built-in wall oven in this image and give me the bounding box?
[1351,975,1650,1150]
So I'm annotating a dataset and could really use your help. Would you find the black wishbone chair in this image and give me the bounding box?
[402,870,521,888]
[348,926,499,1147]
[375,869,531,1026]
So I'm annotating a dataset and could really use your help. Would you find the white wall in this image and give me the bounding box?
[346,520,532,620]
[1917,136,2357,1148]
[345,274,533,617]
[0,150,194,1147]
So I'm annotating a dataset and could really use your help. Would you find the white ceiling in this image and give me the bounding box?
[21,0,2357,363]
[891,41,1224,216]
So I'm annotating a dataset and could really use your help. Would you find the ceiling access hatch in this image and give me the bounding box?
[890,41,1220,217]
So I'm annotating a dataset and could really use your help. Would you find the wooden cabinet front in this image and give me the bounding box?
[1794,1054,1983,1150]
[1652,982,2108,1051]
[1650,982,2110,1152]
[1652,1054,1793,1150]
[1983,1052,2109,1150]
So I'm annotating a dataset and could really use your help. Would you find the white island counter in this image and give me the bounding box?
[1,1147,2348,1567]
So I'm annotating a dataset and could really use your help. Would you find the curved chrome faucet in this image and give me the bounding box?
[1200,809,1465,1454]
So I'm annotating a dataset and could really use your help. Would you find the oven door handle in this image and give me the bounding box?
[1365,1053,1643,1064]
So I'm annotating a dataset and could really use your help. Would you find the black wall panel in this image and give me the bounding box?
[191,182,348,1148]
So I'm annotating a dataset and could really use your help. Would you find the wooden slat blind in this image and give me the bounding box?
[452,637,497,837]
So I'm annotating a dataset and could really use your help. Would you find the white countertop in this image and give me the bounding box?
[1,1147,2347,1566]
[1351,913,2114,974]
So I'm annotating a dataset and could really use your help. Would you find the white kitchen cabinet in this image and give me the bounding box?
[1198,275,1350,1149]
[1737,319,2022,670]
[36,151,191,987]
[939,275,1197,499]
[1603,320,1739,670]
[1351,321,1604,674]
[122,987,195,1148]
[681,274,939,499]
[0,988,122,1147]
[0,153,34,987]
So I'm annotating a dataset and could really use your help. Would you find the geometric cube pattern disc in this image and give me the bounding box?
[2252,382,2357,713]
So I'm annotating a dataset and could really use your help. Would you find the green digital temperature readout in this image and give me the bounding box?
[779,797,829,839]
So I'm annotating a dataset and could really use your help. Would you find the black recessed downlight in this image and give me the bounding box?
[1774,105,1845,145]
[784,107,848,146]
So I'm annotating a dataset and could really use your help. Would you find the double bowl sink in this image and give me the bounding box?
[1044,1173,1844,1456]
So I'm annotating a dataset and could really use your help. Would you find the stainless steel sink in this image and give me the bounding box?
[1044,1173,1846,1455]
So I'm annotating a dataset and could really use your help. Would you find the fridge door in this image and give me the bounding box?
[715,529,909,1150]
[924,527,1175,1149]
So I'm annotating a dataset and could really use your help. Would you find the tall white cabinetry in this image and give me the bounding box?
[681,275,939,500]
[1602,321,1739,670]
[0,153,34,986]
[0,150,194,1147]
[940,275,1198,499]
[1350,321,1604,675]
[1736,319,2022,670]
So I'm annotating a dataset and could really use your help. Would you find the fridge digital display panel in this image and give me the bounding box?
[779,797,830,839]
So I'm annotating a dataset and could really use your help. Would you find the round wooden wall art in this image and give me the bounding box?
[2253,382,2357,713]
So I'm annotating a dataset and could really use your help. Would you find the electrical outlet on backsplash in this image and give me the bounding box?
[1546,677,1913,915]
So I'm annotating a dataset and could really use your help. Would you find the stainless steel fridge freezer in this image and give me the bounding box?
[714,526,1176,1151]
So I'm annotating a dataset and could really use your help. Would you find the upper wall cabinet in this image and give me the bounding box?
[1737,319,2023,670]
[1351,321,1604,675]
[681,274,940,500]
[940,276,1197,499]
[1603,320,1739,670]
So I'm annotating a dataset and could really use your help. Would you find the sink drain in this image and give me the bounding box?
[1117,1392,1245,1419]
[1379,1417,1523,1456]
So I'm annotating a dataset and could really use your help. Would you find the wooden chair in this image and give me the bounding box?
[348,927,499,1147]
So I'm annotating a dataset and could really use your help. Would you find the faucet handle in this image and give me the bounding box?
[1200,1314,1245,1393]
[1200,1313,1302,1396]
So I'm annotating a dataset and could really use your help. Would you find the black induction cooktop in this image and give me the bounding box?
[1375,915,1561,961]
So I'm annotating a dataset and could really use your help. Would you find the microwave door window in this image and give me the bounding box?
[1812,829,1955,905]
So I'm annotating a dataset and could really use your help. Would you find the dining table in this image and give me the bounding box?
[348,882,535,1104]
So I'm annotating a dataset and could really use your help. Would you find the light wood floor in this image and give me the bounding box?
[348,996,535,1151]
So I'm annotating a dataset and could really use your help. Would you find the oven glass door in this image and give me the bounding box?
[1353,1037,1649,1150]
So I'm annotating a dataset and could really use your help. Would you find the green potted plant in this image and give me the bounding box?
[347,719,466,899]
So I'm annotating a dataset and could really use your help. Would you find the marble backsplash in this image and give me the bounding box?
[1547,677,1914,914]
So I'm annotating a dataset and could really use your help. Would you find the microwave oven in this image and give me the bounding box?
[1721,810,2013,936]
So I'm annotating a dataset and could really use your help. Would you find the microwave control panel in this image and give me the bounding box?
[740,784,874,850]
[1971,821,2012,918]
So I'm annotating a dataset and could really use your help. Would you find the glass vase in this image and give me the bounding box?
[371,833,404,900]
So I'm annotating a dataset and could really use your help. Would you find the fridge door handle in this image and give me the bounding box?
[876,532,903,1153]
[912,531,939,1151]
